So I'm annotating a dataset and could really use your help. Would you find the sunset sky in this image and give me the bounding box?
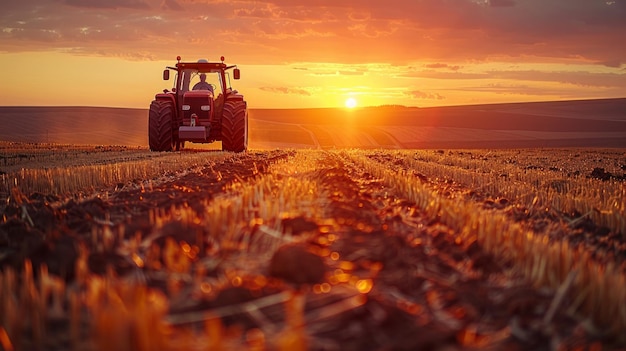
[1,0,625,109]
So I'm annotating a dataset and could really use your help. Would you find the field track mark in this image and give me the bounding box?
[297,124,321,149]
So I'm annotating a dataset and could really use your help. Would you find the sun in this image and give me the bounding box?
[345,97,357,109]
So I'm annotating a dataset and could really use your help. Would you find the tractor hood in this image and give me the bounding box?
[184,90,214,99]
[182,90,213,121]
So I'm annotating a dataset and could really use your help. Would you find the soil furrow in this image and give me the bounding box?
[0,150,292,279]
[311,151,604,350]
[344,150,626,343]
[362,150,626,272]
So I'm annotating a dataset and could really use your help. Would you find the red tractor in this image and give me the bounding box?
[149,56,248,152]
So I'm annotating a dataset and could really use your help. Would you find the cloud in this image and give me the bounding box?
[406,90,445,100]
[488,0,516,7]
[305,69,366,77]
[487,70,626,88]
[0,0,625,67]
[401,70,489,80]
[290,63,370,76]
[424,63,462,71]
[259,86,311,96]
[464,83,535,95]
[161,0,184,11]
[598,60,625,68]
[64,0,150,9]
[454,82,584,98]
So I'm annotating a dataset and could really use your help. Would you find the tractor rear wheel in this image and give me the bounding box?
[221,100,248,152]
[149,100,175,152]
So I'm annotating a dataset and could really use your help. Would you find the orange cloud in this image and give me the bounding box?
[406,90,446,101]
[259,87,312,96]
[424,63,462,71]
[1,0,624,65]
[1,0,625,108]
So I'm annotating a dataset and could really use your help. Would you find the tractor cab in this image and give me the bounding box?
[178,69,217,132]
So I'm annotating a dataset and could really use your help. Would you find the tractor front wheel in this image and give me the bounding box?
[149,100,175,152]
[221,100,248,152]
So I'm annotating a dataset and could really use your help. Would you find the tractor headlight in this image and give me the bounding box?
[201,105,211,111]
[182,105,191,111]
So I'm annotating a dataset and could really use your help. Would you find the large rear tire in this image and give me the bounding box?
[149,100,175,152]
[221,100,248,152]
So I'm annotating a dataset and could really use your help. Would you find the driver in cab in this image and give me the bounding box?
[192,73,213,92]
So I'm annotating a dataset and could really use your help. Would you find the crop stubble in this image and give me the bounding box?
[0,145,625,350]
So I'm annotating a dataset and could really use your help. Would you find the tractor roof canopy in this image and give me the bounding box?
[176,62,228,73]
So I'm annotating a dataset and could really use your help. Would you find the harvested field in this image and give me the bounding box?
[1,143,625,350]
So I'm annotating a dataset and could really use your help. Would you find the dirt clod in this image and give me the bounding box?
[269,244,326,285]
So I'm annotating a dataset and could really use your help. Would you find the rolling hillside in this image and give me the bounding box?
[1,98,625,149]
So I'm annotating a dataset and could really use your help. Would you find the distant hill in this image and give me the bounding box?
[1,98,625,149]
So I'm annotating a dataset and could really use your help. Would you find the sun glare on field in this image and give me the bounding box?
[345,97,357,109]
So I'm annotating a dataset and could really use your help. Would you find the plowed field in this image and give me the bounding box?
[1,143,625,351]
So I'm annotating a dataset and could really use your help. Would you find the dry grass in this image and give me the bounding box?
[1,147,625,349]
[397,149,625,234]
[0,150,332,350]
[1,142,230,197]
[345,149,626,340]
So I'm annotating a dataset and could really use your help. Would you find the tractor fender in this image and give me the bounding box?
[155,93,176,106]
[225,93,245,103]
